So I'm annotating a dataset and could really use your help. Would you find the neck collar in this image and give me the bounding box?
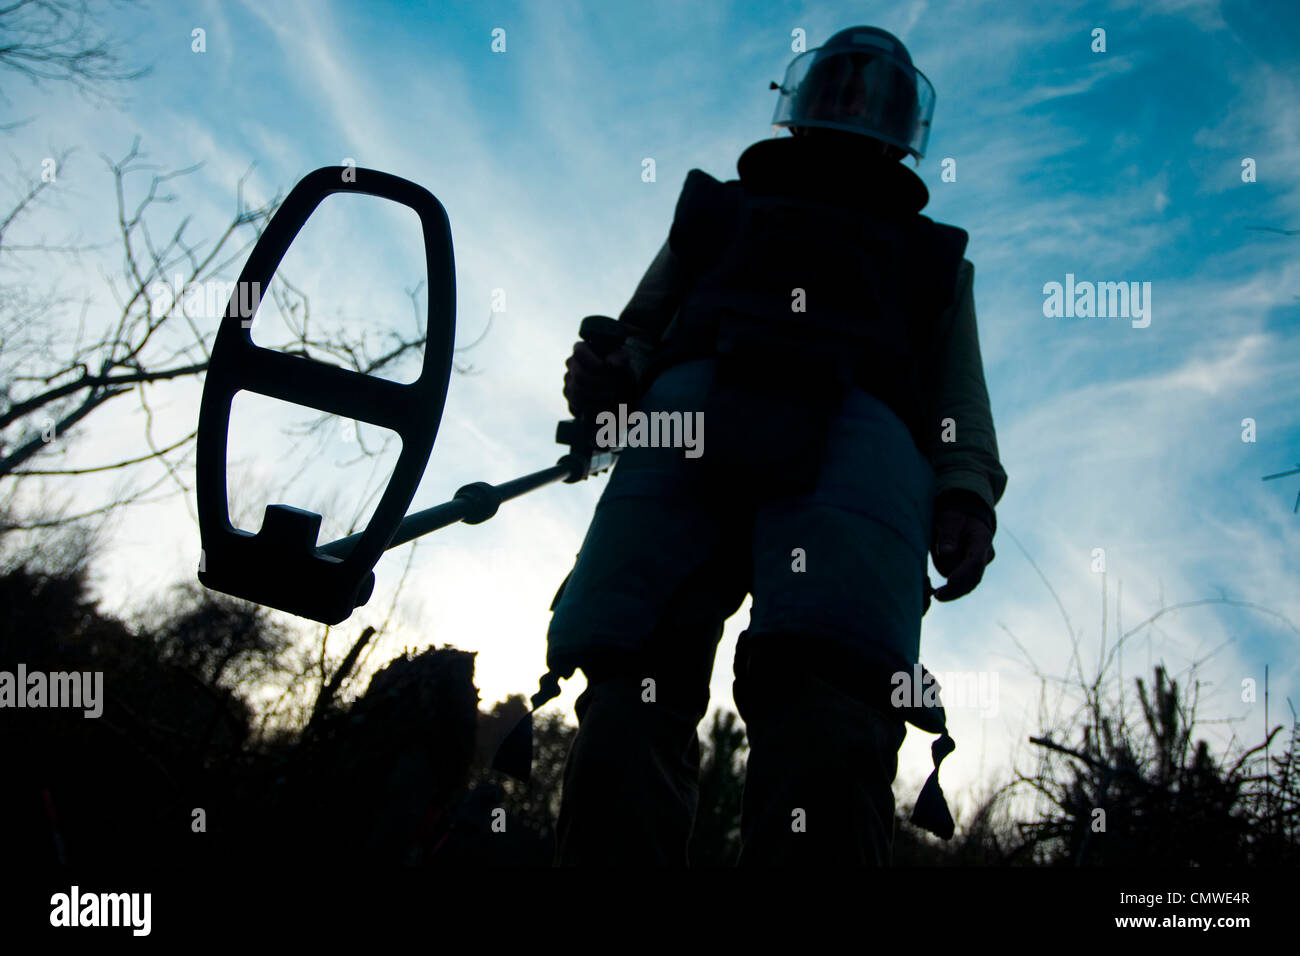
[736,136,930,214]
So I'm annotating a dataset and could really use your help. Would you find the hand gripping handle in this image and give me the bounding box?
[555,315,627,480]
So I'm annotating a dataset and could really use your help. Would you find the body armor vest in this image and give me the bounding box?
[649,151,967,489]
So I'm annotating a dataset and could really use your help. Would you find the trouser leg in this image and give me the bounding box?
[732,637,908,866]
[731,385,929,866]
[553,528,750,866]
[553,672,704,866]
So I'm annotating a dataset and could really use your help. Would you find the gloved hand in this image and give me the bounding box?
[930,509,995,602]
[563,341,636,418]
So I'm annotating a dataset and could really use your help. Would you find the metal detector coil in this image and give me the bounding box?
[196,167,456,625]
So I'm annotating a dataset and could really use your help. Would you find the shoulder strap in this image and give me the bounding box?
[668,169,743,280]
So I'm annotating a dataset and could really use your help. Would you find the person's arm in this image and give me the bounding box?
[615,238,693,389]
[925,259,1008,531]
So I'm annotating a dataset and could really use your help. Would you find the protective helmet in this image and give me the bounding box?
[771,26,935,159]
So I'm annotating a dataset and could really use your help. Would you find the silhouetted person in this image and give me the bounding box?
[541,26,1007,865]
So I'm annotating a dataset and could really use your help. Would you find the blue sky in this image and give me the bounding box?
[4,0,1299,815]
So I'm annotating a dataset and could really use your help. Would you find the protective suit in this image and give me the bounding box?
[538,27,1007,865]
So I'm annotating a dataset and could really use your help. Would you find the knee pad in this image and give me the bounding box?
[578,654,709,725]
[733,628,908,721]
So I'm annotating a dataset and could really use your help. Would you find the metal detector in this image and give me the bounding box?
[196,166,624,624]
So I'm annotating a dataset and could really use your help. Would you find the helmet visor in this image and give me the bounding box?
[772,48,935,158]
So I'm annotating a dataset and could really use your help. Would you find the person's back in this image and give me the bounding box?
[538,25,1007,865]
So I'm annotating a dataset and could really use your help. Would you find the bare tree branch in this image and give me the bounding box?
[0,0,149,100]
[9,426,194,474]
